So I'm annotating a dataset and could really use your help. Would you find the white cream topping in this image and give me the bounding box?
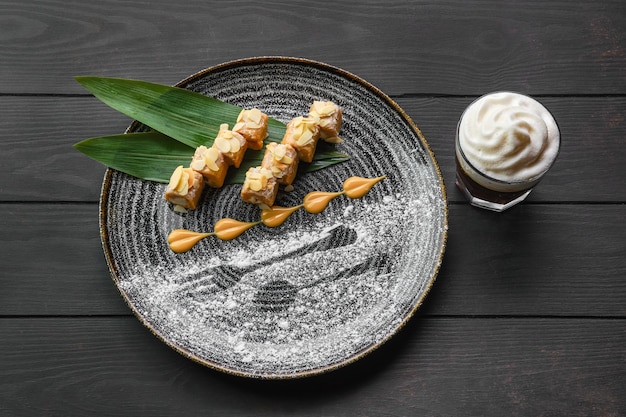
[458,92,559,183]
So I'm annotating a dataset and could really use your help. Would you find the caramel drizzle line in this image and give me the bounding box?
[167,176,386,253]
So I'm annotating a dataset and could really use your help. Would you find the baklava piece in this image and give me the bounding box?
[190,145,228,188]
[213,123,248,168]
[240,167,278,208]
[280,116,320,163]
[309,101,343,143]
[261,142,299,185]
[164,165,205,210]
[233,108,269,151]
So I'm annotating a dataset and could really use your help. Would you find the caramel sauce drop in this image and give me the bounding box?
[261,205,303,227]
[213,218,260,240]
[168,229,214,253]
[343,176,387,199]
[169,175,386,252]
[303,191,344,214]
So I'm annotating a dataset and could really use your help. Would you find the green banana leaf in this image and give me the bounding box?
[74,76,349,184]
[75,76,288,147]
[74,132,196,183]
[75,131,350,184]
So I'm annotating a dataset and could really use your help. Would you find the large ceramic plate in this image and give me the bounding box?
[100,57,447,378]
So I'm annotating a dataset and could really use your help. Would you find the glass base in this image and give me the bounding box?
[455,173,532,212]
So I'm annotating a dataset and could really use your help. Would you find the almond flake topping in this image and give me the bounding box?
[168,165,183,190]
[296,130,314,147]
[214,124,241,154]
[290,116,317,146]
[204,147,220,171]
[236,108,263,129]
[246,168,272,191]
[190,146,208,171]
[324,136,344,144]
[190,158,205,171]
[167,165,190,195]
[214,136,232,153]
[272,143,287,160]
[247,108,263,126]
[311,101,337,117]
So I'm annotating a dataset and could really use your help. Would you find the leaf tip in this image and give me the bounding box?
[74,75,89,84]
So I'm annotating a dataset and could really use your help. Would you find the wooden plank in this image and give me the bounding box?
[0,316,623,416]
[424,203,626,317]
[1,203,624,317]
[0,96,128,202]
[1,0,625,95]
[1,96,625,202]
[0,203,129,316]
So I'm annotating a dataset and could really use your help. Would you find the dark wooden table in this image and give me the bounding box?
[1,1,625,415]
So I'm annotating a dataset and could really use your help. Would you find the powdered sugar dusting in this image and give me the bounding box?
[114,191,441,376]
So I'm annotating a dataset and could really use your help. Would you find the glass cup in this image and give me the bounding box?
[455,92,560,212]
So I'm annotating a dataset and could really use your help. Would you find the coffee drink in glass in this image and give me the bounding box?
[455,92,560,211]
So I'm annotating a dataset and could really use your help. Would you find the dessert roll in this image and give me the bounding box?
[309,101,343,143]
[261,142,299,185]
[190,145,228,188]
[164,165,205,210]
[233,108,269,151]
[213,123,248,168]
[281,116,320,163]
[240,167,278,208]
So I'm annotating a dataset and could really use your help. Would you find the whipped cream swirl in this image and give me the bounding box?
[457,92,559,184]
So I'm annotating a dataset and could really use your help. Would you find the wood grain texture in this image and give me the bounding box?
[0,316,623,416]
[0,96,127,202]
[0,203,128,315]
[0,0,624,95]
[2,1,625,415]
[1,96,625,202]
[1,203,624,317]
[427,203,626,317]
